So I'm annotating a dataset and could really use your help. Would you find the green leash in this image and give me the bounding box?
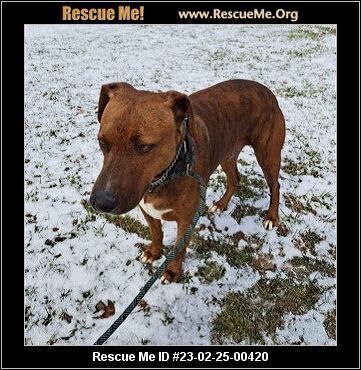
[93,171,206,345]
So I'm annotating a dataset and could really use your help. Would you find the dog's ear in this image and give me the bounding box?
[163,91,191,126]
[97,82,133,123]
[98,85,111,123]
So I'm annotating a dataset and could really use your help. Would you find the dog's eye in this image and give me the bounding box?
[136,143,154,154]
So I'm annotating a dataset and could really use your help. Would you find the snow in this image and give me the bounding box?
[25,24,336,345]
[276,310,335,345]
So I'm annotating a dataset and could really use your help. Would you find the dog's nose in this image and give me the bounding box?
[90,191,117,213]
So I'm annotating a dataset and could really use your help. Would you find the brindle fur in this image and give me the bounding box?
[91,80,286,283]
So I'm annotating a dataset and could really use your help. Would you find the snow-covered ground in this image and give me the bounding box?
[25,25,336,345]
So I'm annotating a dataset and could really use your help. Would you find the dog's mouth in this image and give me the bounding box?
[148,166,170,187]
[147,169,169,192]
[151,172,163,182]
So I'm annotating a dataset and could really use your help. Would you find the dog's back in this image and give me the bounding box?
[189,79,285,172]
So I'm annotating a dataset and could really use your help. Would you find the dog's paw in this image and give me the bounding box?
[209,205,219,213]
[209,198,230,214]
[160,269,179,284]
[263,220,278,230]
[263,220,273,230]
[140,250,159,264]
[160,275,171,284]
[209,204,223,214]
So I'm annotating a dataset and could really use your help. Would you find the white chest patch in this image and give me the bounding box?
[139,198,172,220]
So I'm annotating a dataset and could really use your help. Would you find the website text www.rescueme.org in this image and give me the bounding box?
[178,8,299,22]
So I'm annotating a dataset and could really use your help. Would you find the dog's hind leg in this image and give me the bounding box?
[140,208,164,263]
[253,112,285,229]
[210,157,241,213]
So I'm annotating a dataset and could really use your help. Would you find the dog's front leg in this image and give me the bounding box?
[140,208,164,264]
[160,220,191,284]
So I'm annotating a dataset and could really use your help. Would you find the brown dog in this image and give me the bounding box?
[90,80,285,283]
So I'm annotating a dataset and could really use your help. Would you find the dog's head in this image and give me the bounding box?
[90,82,191,214]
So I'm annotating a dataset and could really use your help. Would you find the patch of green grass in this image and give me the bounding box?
[193,232,269,276]
[210,171,266,199]
[235,174,267,200]
[26,190,39,202]
[212,292,267,344]
[246,176,267,190]
[44,90,59,101]
[324,309,336,340]
[293,49,312,57]
[231,204,263,223]
[209,173,227,192]
[296,230,325,256]
[305,148,323,167]
[276,85,308,98]
[309,192,333,211]
[283,159,320,177]
[179,270,194,284]
[69,174,82,191]
[237,158,250,166]
[283,160,306,176]
[230,52,248,63]
[210,49,228,61]
[161,311,175,326]
[244,234,265,250]
[300,230,324,249]
[281,211,303,226]
[235,184,258,199]
[288,26,335,41]
[287,45,323,58]
[190,233,213,258]
[211,276,323,344]
[217,243,254,268]
[249,254,276,274]
[290,256,335,277]
[81,199,151,239]
[284,192,316,215]
[197,261,225,283]
[276,82,327,99]
[108,215,151,240]
[191,233,254,268]
[276,223,290,237]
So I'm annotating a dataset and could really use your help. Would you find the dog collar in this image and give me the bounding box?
[147,114,194,192]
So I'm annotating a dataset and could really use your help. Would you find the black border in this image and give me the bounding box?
[2,1,360,369]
